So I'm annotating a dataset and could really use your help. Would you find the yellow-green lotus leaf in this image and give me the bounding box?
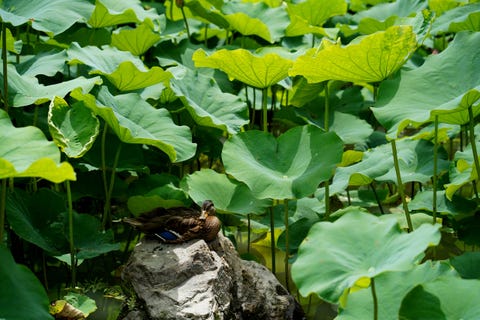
[193,48,293,88]
[289,25,417,84]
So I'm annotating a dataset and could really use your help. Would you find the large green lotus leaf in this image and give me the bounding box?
[16,51,67,77]
[285,0,346,37]
[105,61,172,91]
[0,110,76,182]
[68,211,119,260]
[350,0,391,12]
[0,245,51,320]
[182,0,230,29]
[48,96,100,158]
[169,67,248,134]
[375,139,450,184]
[71,86,196,163]
[222,1,289,43]
[67,43,171,91]
[0,64,102,107]
[444,142,477,200]
[289,26,417,84]
[193,48,293,89]
[336,261,456,320]
[372,31,480,138]
[88,0,160,28]
[429,0,462,16]
[182,169,272,215]
[353,0,427,23]
[0,0,93,36]
[6,189,69,256]
[330,139,449,194]
[291,210,441,303]
[297,109,373,145]
[222,126,343,199]
[399,274,480,319]
[408,190,477,218]
[450,252,480,280]
[111,20,161,56]
[431,3,480,35]
[128,174,190,214]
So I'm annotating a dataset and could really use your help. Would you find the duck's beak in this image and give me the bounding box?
[199,210,207,220]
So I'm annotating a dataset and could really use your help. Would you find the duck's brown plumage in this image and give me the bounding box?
[123,200,221,243]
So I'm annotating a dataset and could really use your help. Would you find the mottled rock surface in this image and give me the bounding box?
[121,234,301,319]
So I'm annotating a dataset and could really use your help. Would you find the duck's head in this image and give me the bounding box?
[199,200,215,220]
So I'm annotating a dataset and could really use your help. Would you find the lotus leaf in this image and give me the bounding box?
[431,3,480,35]
[289,25,417,84]
[0,110,75,182]
[111,20,161,56]
[336,261,456,320]
[285,0,346,37]
[0,64,102,108]
[292,210,441,303]
[0,245,51,319]
[48,96,100,158]
[193,48,293,89]
[399,274,480,319]
[372,31,480,138]
[71,86,196,163]
[67,43,171,90]
[182,169,271,215]
[222,126,343,200]
[88,0,160,28]
[169,68,248,134]
[0,0,93,36]
[222,1,289,43]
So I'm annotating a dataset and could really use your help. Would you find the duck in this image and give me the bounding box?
[123,200,221,243]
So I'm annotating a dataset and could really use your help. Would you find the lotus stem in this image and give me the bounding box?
[371,277,378,320]
[432,115,439,223]
[247,213,251,254]
[102,143,122,230]
[269,206,276,274]
[324,82,331,219]
[262,88,268,132]
[65,180,76,287]
[391,139,413,232]
[284,199,290,291]
[179,7,191,41]
[1,21,9,113]
[0,179,6,244]
[468,106,480,200]
[370,182,385,215]
[101,123,109,203]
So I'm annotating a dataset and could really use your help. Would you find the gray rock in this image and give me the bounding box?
[121,234,301,320]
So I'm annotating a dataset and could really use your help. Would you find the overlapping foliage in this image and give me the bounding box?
[0,0,479,319]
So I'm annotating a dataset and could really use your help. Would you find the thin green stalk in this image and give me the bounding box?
[269,206,276,274]
[468,106,480,200]
[247,214,251,254]
[251,88,256,129]
[284,199,290,291]
[2,22,9,113]
[204,24,208,47]
[262,88,268,132]
[432,115,439,223]
[324,82,331,218]
[102,143,122,229]
[371,278,378,320]
[65,180,76,287]
[370,182,385,215]
[0,179,6,244]
[179,7,191,41]
[391,139,413,232]
[101,123,109,201]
